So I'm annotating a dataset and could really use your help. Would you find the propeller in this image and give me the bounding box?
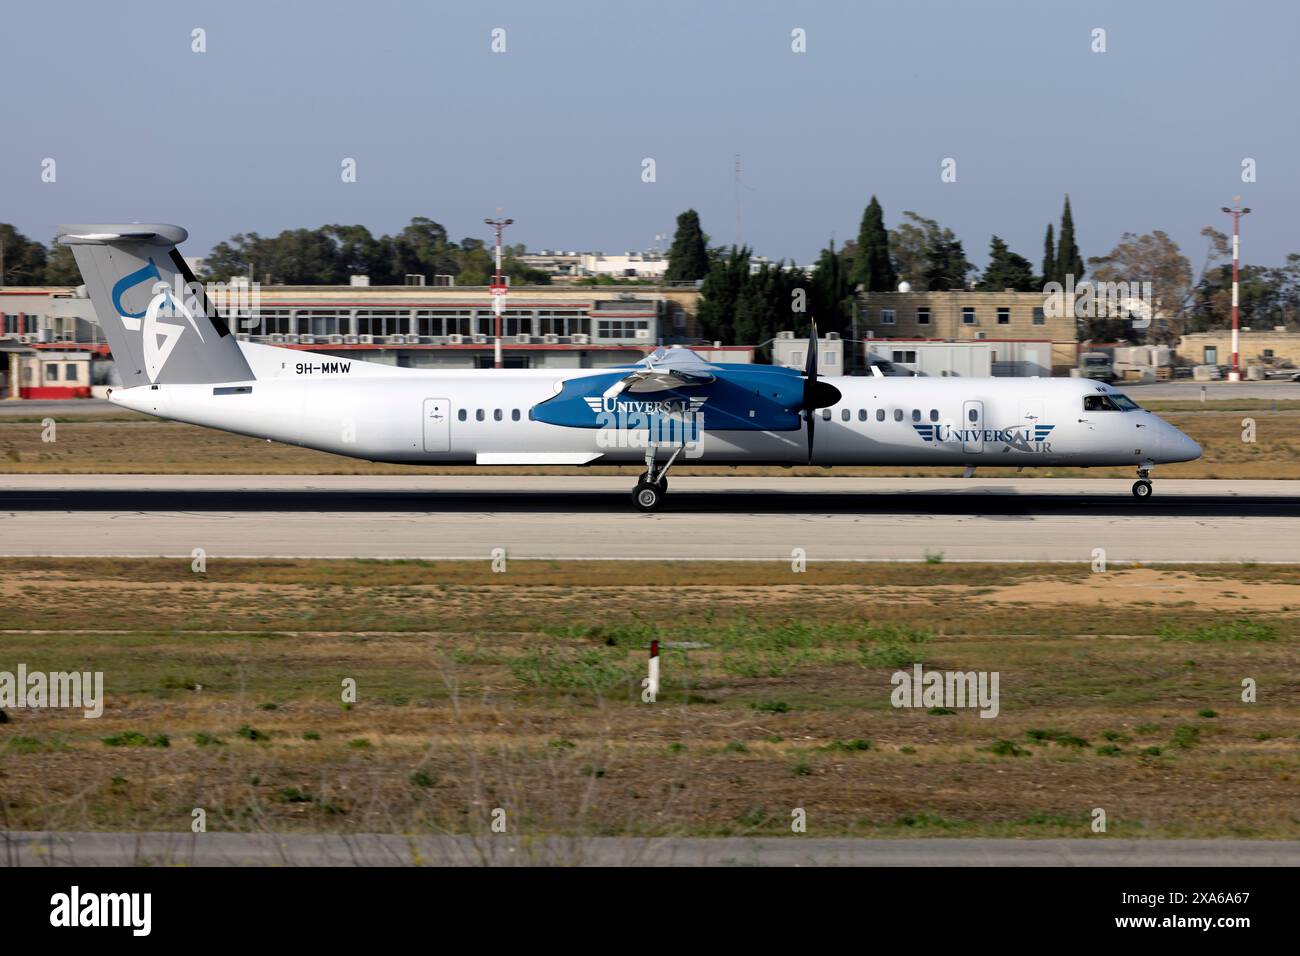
[801,320,842,464]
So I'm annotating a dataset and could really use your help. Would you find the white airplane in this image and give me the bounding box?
[59,223,1202,510]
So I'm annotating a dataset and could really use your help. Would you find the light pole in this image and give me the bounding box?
[1220,198,1251,382]
[484,215,513,368]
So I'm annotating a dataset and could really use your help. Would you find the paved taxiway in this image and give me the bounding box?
[1,476,1298,562]
[3,831,1296,866]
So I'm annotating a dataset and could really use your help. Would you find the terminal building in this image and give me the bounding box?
[5,279,1289,396]
[857,290,1080,375]
[0,283,749,394]
[1177,328,1300,371]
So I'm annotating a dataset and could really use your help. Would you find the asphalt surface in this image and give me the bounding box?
[0,398,116,417]
[3,831,1295,866]
[1,476,1298,561]
[1124,380,1300,399]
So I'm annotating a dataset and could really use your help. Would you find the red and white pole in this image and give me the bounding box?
[1222,197,1251,383]
[484,215,513,369]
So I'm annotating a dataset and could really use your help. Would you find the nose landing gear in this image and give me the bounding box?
[632,445,683,512]
[1132,467,1153,499]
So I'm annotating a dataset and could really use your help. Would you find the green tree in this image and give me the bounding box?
[923,236,975,291]
[201,233,258,281]
[263,228,344,284]
[1087,230,1194,341]
[977,236,1037,292]
[664,209,710,283]
[696,246,753,344]
[43,238,83,285]
[1188,260,1300,334]
[697,246,809,353]
[1041,224,1056,287]
[851,196,896,292]
[810,240,853,337]
[323,224,388,281]
[1056,196,1084,282]
[889,212,975,291]
[0,224,48,285]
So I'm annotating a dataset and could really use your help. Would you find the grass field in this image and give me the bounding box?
[2,402,1298,478]
[1,558,1297,840]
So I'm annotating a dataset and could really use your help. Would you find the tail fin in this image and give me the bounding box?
[56,223,253,386]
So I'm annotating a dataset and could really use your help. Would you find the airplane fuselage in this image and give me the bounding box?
[110,343,1201,471]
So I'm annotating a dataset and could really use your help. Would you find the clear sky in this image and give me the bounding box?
[1,0,1296,270]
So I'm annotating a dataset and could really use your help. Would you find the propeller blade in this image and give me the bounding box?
[799,322,842,463]
[804,321,819,463]
[804,320,818,380]
[805,404,815,464]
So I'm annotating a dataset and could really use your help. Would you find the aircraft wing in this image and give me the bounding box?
[602,348,717,399]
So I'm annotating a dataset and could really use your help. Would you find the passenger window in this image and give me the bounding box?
[893,409,903,422]
[911,409,921,422]
[841,409,851,422]
[476,409,485,422]
[858,409,867,421]
[494,409,503,421]
[457,409,467,422]
[876,409,885,422]
[822,409,832,421]
[511,409,520,421]
[929,409,939,422]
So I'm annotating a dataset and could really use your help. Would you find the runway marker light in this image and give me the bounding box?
[641,640,659,703]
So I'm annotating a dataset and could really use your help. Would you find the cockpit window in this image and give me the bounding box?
[1083,395,1120,412]
[1110,393,1140,411]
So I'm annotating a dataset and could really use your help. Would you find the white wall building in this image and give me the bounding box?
[771,331,844,373]
[578,252,668,279]
[864,339,1052,377]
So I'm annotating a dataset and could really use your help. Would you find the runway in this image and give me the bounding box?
[1,476,1299,561]
[3,831,1296,866]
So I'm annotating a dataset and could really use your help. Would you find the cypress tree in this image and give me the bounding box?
[1056,196,1084,283]
[852,196,897,292]
[664,209,710,282]
[1041,223,1056,286]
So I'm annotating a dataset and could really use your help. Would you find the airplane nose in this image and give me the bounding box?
[1161,424,1201,462]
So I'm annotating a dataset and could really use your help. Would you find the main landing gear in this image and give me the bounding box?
[1132,467,1153,499]
[633,445,683,512]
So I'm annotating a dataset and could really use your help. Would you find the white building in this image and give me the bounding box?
[578,252,668,279]
[771,331,844,373]
[864,339,1052,377]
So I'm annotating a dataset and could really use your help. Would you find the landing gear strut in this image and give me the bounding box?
[1132,467,1153,499]
[633,445,682,512]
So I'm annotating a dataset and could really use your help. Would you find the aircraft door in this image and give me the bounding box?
[962,400,984,454]
[423,398,451,453]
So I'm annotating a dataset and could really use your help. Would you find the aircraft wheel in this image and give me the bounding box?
[1132,479,1153,499]
[637,472,666,492]
[633,480,664,512]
